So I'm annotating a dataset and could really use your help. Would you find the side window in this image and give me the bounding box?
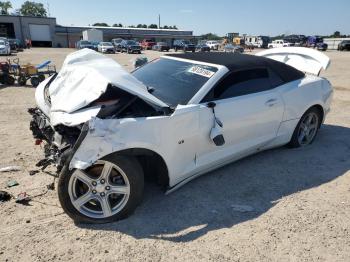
[268,68,284,87]
[202,68,274,102]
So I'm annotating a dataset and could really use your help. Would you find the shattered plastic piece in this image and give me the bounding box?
[7,180,19,187]
[0,166,21,172]
[0,191,11,202]
[47,183,55,190]
[29,170,40,176]
[15,192,31,205]
[133,56,148,68]
[231,204,255,212]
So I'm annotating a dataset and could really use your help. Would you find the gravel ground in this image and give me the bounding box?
[0,48,349,262]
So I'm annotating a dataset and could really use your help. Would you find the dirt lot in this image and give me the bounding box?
[0,48,349,262]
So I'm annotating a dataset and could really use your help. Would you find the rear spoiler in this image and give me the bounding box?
[256,47,330,76]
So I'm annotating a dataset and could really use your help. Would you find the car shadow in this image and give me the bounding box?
[78,124,350,242]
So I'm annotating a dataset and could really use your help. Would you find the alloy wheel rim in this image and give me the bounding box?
[297,112,319,146]
[68,160,130,219]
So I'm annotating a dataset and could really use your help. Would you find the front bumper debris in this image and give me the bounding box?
[28,107,83,174]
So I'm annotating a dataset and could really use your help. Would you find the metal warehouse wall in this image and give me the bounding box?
[0,15,56,45]
[324,38,350,50]
[55,25,194,47]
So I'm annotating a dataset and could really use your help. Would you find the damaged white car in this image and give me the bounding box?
[29,48,333,223]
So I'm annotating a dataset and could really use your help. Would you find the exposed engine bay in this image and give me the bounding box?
[28,49,173,175]
[29,85,169,173]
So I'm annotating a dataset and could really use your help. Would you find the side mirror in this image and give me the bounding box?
[207,101,216,109]
[207,102,225,146]
[210,118,225,146]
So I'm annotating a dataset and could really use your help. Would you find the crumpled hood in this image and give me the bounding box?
[48,48,168,114]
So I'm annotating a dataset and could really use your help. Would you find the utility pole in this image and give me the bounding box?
[158,14,160,29]
[47,2,51,17]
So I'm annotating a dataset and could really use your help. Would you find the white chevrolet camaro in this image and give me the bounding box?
[29,48,333,223]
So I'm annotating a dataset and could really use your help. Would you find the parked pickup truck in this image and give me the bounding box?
[173,39,196,52]
[268,40,291,48]
[141,39,156,50]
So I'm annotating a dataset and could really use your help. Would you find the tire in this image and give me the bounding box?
[18,76,27,86]
[288,107,322,148]
[6,75,15,85]
[38,74,45,82]
[30,77,40,87]
[58,155,144,224]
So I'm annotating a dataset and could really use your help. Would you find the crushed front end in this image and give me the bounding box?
[28,107,84,174]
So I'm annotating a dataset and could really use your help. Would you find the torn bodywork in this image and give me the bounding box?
[29,107,82,172]
[28,49,170,175]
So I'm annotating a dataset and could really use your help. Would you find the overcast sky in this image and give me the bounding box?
[9,0,350,36]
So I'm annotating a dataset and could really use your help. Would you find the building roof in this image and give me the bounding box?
[55,25,193,37]
[165,52,305,82]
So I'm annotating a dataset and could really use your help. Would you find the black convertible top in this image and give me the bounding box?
[165,52,304,83]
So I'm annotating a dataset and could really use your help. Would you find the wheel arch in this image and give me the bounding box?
[306,104,325,127]
[104,148,170,189]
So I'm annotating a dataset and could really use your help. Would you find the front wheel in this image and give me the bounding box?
[288,108,321,148]
[58,156,144,223]
[18,75,27,86]
[30,76,40,87]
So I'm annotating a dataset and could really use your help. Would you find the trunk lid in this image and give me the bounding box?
[256,47,330,75]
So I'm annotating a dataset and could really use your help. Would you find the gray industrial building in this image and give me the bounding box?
[0,14,194,47]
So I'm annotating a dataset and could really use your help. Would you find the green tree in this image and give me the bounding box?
[332,31,341,38]
[200,33,222,40]
[136,24,143,28]
[148,24,158,29]
[20,1,47,17]
[163,25,169,29]
[112,23,123,27]
[142,24,147,28]
[0,1,12,15]
[93,22,109,27]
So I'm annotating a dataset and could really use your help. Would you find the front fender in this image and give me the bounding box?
[69,116,166,170]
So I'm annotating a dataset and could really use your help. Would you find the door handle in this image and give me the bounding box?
[265,98,278,107]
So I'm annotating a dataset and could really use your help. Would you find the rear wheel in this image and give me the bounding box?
[6,75,15,85]
[58,156,144,223]
[288,107,321,148]
[30,76,40,87]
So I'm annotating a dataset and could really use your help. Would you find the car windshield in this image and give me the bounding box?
[102,42,113,46]
[127,40,138,45]
[132,57,218,107]
[80,41,91,45]
[0,41,5,45]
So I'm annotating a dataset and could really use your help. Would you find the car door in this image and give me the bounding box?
[195,67,285,169]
